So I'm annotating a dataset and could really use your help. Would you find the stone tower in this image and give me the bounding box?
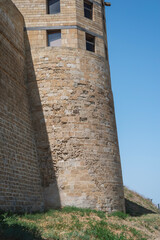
[7,0,125,212]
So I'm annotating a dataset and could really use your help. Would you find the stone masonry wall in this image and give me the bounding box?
[11,0,125,212]
[0,0,44,212]
[26,47,125,212]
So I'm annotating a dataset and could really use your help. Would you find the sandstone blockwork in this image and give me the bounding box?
[0,0,125,212]
[0,0,44,212]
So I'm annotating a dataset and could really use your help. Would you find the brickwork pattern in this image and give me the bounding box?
[1,0,125,212]
[0,0,44,212]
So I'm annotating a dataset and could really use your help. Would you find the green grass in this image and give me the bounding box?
[0,212,42,240]
[129,227,147,240]
[61,206,106,218]
[85,220,126,240]
[109,211,129,219]
[0,208,127,240]
[0,207,159,240]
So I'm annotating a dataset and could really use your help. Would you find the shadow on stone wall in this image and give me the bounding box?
[24,31,61,209]
[125,198,156,216]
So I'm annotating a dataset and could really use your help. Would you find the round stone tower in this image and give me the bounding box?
[12,0,125,212]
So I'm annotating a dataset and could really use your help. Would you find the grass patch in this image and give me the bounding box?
[61,206,106,219]
[64,220,127,240]
[0,207,159,240]
[109,211,129,219]
[129,227,147,240]
[0,212,42,240]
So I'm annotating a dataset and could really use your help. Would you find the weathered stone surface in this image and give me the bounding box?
[0,0,125,212]
[26,46,124,212]
[0,0,44,212]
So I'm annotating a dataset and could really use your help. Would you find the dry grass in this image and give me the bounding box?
[124,187,159,214]
[0,187,160,240]
[1,207,159,240]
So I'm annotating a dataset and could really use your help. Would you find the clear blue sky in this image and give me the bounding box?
[105,0,160,205]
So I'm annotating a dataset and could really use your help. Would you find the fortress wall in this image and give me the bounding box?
[12,0,104,52]
[11,0,125,212]
[12,0,77,27]
[76,0,103,35]
[26,28,79,50]
[26,45,125,212]
[26,28,104,56]
[0,0,44,212]
[77,29,105,56]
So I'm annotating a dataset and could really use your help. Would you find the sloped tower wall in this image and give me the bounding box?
[12,0,125,212]
[0,0,44,212]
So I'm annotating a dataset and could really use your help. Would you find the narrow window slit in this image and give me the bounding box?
[86,33,95,52]
[84,0,93,20]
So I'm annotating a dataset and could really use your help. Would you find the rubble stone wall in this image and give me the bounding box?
[27,46,125,212]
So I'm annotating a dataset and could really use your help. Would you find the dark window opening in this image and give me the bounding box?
[84,0,93,19]
[47,0,60,14]
[86,33,95,52]
[105,46,108,61]
[103,13,106,32]
[47,30,61,47]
